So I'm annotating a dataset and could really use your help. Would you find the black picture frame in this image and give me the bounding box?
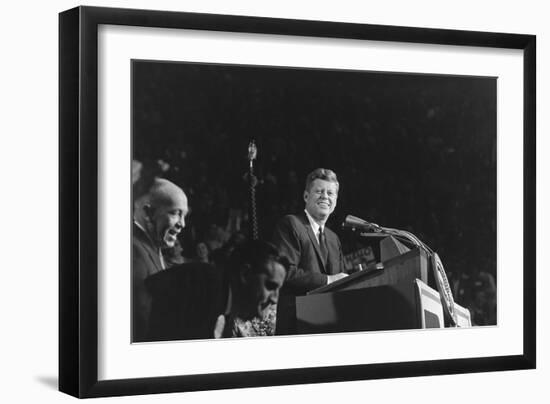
[59,5,536,398]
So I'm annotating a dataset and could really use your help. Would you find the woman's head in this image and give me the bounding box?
[228,240,288,319]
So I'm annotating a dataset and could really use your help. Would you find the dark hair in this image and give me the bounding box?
[304,168,339,193]
[227,240,289,278]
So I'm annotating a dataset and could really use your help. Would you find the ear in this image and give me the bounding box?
[143,204,154,221]
[303,190,309,203]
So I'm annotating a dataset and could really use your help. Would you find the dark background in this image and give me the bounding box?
[132,60,497,325]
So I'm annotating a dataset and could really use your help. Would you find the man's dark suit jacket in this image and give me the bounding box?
[272,213,345,295]
[145,263,228,341]
[132,222,164,342]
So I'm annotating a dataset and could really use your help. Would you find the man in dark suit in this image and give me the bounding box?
[132,178,189,342]
[272,168,348,296]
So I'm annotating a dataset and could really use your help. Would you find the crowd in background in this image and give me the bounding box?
[133,61,497,326]
[134,139,496,326]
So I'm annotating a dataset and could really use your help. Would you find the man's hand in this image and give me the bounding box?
[327,272,349,285]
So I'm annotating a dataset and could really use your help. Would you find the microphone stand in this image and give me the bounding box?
[247,140,259,241]
[348,219,458,327]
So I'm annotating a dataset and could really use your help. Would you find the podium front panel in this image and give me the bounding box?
[295,285,418,334]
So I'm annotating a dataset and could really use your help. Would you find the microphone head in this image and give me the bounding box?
[342,215,369,228]
[342,215,381,232]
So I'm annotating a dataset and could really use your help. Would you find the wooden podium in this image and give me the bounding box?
[275,236,434,335]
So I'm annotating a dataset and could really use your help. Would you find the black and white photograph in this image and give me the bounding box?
[131,60,497,342]
[50,3,539,401]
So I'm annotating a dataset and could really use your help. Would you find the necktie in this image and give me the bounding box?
[319,227,328,265]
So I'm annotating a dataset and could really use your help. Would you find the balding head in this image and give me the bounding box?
[141,178,188,248]
[148,178,187,210]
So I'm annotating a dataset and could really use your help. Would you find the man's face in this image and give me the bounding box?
[304,179,338,223]
[243,261,286,319]
[196,242,209,259]
[147,193,188,248]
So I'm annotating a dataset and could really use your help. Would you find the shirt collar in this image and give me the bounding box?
[134,219,147,233]
[304,209,323,235]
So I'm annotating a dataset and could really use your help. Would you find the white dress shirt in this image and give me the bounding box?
[304,209,324,245]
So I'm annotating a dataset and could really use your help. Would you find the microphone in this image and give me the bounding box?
[342,215,382,232]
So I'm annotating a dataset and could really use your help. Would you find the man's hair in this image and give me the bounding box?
[304,168,339,193]
[228,239,289,278]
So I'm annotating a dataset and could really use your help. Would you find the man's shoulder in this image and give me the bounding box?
[279,213,306,226]
[132,223,157,260]
[133,222,151,246]
[146,263,225,296]
[324,223,342,245]
[275,213,309,233]
[325,224,338,235]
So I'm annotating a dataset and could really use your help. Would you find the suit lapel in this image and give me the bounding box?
[324,229,338,274]
[134,223,164,273]
[143,239,164,273]
[299,213,327,273]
